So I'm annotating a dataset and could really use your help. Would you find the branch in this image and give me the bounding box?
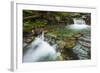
[23,15,39,20]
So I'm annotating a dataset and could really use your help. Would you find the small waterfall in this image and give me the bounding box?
[37,32,44,40]
[73,18,86,24]
[23,31,59,62]
[67,18,90,29]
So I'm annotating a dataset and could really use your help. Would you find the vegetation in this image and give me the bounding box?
[23,10,91,61]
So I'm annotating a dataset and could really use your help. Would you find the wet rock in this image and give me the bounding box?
[73,33,84,39]
[44,33,57,45]
[60,48,79,60]
[64,37,77,48]
[72,44,90,59]
[78,34,91,48]
[72,33,91,59]
[23,36,34,43]
[78,41,91,48]
[78,36,90,42]
[56,40,66,49]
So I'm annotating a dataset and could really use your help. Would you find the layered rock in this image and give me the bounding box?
[72,33,91,59]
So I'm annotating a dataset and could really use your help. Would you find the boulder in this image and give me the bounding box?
[64,37,76,48]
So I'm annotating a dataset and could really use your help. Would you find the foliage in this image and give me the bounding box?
[23,20,47,32]
[32,21,47,27]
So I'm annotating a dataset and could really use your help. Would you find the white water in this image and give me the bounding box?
[67,18,90,29]
[23,32,59,62]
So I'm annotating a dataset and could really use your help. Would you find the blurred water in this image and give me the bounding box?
[67,18,90,29]
[23,32,59,62]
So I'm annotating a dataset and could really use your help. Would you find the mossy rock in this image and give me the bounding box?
[64,37,76,49]
[73,33,83,38]
[56,40,66,49]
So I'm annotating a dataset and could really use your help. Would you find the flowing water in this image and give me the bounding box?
[23,18,91,62]
[67,18,90,29]
[66,18,91,60]
[23,32,59,62]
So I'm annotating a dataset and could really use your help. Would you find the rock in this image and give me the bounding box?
[72,43,90,59]
[43,30,48,33]
[57,55,64,60]
[78,41,91,48]
[60,48,79,60]
[64,37,76,48]
[72,33,91,59]
[23,36,34,43]
[56,40,66,49]
[44,33,57,45]
[73,33,83,39]
[78,34,91,48]
[78,36,90,43]
[56,37,79,60]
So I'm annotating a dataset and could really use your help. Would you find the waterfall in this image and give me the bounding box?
[67,18,90,29]
[73,18,86,24]
[41,32,44,40]
[23,31,59,62]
